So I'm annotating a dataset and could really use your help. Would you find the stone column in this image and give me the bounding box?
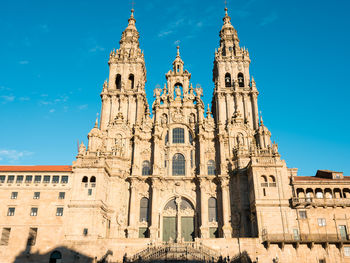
[199,135,206,175]
[127,179,138,238]
[175,197,181,242]
[149,179,160,240]
[221,177,232,238]
[111,95,119,121]
[132,135,140,175]
[252,93,259,130]
[200,178,209,238]
[100,95,111,130]
[152,136,160,175]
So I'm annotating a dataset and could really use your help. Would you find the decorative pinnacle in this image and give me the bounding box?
[176,46,180,57]
[259,111,264,125]
[130,8,134,18]
[94,113,99,128]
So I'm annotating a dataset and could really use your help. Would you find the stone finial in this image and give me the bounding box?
[94,113,99,128]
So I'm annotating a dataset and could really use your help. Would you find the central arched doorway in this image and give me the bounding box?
[162,197,195,242]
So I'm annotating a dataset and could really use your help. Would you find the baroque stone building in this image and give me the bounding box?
[1,7,350,263]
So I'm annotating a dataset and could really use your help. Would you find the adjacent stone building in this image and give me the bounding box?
[0,7,349,263]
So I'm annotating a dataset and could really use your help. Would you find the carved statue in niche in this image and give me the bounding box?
[189,113,195,124]
[161,113,168,125]
[114,134,126,157]
[237,133,244,146]
[175,85,182,98]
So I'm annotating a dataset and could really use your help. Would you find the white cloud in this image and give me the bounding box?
[78,104,88,110]
[19,60,29,65]
[49,109,55,113]
[0,150,33,162]
[174,40,181,45]
[158,30,173,38]
[0,95,15,103]
[19,97,30,101]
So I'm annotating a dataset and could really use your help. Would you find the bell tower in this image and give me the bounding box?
[100,9,148,130]
[212,7,259,130]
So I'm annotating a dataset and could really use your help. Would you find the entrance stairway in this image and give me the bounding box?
[127,242,220,262]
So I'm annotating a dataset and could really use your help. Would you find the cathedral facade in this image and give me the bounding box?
[1,8,350,263]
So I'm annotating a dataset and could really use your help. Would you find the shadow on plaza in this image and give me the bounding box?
[12,245,253,263]
[12,246,111,263]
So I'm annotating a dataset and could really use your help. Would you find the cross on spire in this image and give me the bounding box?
[131,0,135,10]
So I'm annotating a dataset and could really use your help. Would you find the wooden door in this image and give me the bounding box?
[181,217,194,242]
[163,217,176,242]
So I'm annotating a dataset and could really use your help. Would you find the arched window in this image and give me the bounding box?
[207,160,215,175]
[49,251,62,263]
[116,74,121,90]
[260,175,268,187]
[225,73,232,87]
[315,189,323,199]
[172,128,184,143]
[142,161,150,176]
[139,197,149,222]
[128,74,134,89]
[269,175,276,187]
[172,153,185,176]
[90,176,96,183]
[238,73,244,87]
[82,176,88,183]
[208,197,218,222]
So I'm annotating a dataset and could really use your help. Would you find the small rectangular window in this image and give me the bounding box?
[25,175,32,183]
[16,176,23,183]
[27,228,37,246]
[299,211,307,219]
[52,176,59,184]
[7,176,14,183]
[319,260,326,263]
[7,207,15,216]
[83,228,88,236]
[61,176,68,184]
[58,192,65,200]
[34,175,42,183]
[56,207,63,216]
[88,189,92,195]
[0,176,5,183]
[30,207,38,216]
[33,192,40,199]
[318,218,326,226]
[43,176,50,183]
[0,228,11,246]
[344,246,350,257]
[10,192,18,199]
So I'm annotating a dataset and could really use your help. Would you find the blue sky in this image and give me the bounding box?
[0,0,349,176]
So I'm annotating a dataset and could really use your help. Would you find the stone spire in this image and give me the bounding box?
[173,46,184,74]
[119,9,140,50]
[219,7,240,56]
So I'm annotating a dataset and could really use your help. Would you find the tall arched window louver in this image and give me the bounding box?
[128,74,134,89]
[139,197,149,222]
[172,153,185,176]
[90,176,96,183]
[173,128,185,143]
[116,74,122,90]
[208,197,218,222]
[142,161,151,176]
[238,73,244,87]
[207,160,215,175]
[82,176,88,183]
[225,73,232,87]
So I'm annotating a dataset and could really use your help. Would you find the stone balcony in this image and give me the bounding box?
[291,197,350,208]
[262,233,350,249]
